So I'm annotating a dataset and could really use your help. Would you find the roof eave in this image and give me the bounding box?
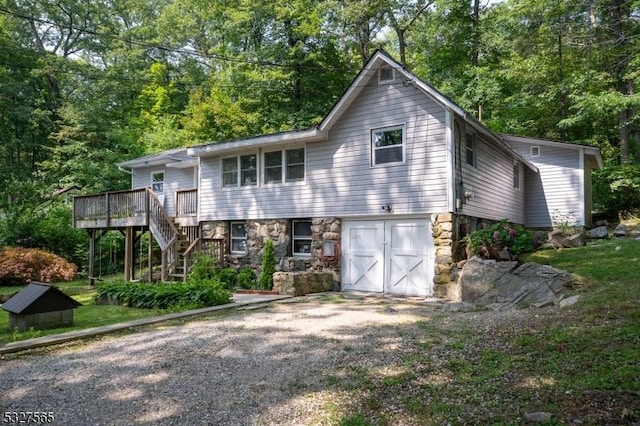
[187,128,327,157]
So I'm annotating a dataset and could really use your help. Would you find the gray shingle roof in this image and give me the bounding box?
[2,282,81,314]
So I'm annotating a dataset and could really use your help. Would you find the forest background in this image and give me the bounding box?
[0,0,639,269]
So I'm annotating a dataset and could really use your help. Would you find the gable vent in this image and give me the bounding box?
[530,146,540,157]
[378,68,395,84]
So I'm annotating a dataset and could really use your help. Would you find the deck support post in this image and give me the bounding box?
[124,227,133,281]
[88,229,96,286]
[148,230,153,282]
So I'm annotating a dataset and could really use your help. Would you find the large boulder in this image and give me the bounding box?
[458,257,577,310]
[586,226,609,239]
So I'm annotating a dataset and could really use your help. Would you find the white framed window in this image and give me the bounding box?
[372,125,404,166]
[264,151,283,184]
[230,222,247,254]
[240,154,257,186]
[222,157,238,187]
[286,148,305,182]
[263,148,305,184]
[292,220,312,256]
[530,146,540,157]
[151,171,165,193]
[513,161,520,189]
[379,68,395,84]
[222,154,257,188]
[465,132,477,167]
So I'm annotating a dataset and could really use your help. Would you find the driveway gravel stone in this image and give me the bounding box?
[0,294,440,425]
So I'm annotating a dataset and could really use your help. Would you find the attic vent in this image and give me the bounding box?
[379,68,395,84]
[530,146,540,157]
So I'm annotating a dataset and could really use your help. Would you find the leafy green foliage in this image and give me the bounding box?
[0,247,78,286]
[463,220,533,260]
[218,268,237,291]
[259,239,276,290]
[237,268,257,290]
[593,164,640,215]
[188,255,219,281]
[94,280,231,310]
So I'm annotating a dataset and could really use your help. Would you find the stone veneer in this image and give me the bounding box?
[201,217,341,285]
[431,212,497,300]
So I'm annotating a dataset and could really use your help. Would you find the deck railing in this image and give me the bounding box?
[73,188,148,228]
[176,189,198,217]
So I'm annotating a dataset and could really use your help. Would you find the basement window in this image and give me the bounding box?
[292,220,312,256]
[230,222,247,254]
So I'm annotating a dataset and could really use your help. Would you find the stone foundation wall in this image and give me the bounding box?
[200,217,341,286]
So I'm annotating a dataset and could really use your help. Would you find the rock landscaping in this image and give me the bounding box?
[457,257,577,310]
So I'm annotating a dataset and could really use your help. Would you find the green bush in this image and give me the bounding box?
[189,255,218,281]
[259,239,276,290]
[237,268,257,289]
[463,220,533,260]
[94,280,231,310]
[218,267,237,291]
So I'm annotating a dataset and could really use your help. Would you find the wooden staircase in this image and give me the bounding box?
[168,226,192,282]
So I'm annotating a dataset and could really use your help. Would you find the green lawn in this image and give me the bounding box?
[323,238,640,425]
[0,275,172,345]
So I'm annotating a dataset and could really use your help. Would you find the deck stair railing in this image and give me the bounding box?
[147,189,180,280]
[173,237,225,282]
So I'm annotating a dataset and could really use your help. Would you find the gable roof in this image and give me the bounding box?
[186,49,535,170]
[2,282,81,315]
[499,134,603,170]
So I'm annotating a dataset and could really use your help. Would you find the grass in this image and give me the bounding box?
[0,275,173,345]
[321,238,640,425]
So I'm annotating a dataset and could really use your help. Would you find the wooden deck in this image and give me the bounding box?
[73,188,224,282]
[73,188,198,229]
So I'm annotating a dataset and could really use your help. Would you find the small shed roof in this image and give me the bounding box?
[1,282,81,315]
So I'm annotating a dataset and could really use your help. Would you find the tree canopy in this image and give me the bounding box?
[0,0,639,215]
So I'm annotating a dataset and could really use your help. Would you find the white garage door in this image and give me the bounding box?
[341,219,434,296]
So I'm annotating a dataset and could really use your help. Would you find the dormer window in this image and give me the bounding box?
[379,68,395,84]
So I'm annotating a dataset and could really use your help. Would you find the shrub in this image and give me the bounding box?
[189,255,218,281]
[94,280,231,310]
[259,239,276,290]
[237,268,257,289]
[218,267,237,291]
[463,220,533,260]
[0,247,78,286]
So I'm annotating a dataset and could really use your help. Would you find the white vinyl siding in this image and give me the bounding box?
[198,74,449,221]
[507,141,584,227]
[458,129,525,224]
[132,166,196,217]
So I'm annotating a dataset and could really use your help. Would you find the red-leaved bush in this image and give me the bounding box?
[0,247,77,286]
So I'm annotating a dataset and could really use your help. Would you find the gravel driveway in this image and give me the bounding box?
[1,294,441,425]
